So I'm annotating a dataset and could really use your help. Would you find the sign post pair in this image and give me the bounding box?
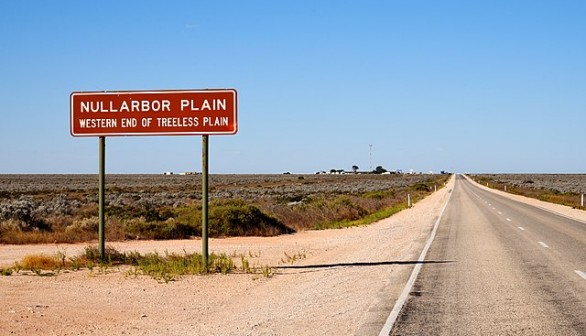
[70,89,238,266]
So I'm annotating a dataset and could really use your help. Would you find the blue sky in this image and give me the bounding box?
[1,1,585,174]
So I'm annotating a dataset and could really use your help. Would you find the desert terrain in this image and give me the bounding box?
[0,174,452,335]
[2,174,585,335]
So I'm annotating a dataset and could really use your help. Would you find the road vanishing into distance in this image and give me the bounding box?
[389,175,586,335]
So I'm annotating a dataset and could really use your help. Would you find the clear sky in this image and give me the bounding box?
[1,1,585,174]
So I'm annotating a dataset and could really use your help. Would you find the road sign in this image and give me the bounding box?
[70,89,237,136]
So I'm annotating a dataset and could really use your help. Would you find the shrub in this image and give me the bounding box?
[65,216,99,233]
[82,245,128,264]
[124,218,196,240]
[176,200,294,237]
[0,219,26,233]
[107,205,174,222]
[208,201,293,237]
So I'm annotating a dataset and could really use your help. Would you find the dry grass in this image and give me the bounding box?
[4,245,273,281]
[20,253,65,270]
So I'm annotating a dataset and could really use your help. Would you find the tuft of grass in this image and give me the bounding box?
[20,253,63,271]
[261,265,273,278]
[281,250,307,265]
[81,245,127,264]
[241,256,251,273]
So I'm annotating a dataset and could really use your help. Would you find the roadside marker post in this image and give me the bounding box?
[70,89,238,263]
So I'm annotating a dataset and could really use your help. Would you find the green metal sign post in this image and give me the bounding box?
[201,135,209,270]
[98,136,106,262]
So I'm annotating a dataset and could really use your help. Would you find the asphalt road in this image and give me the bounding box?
[389,175,586,335]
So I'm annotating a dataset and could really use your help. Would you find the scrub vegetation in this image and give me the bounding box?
[1,245,271,282]
[470,174,586,210]
[0,174,449,244]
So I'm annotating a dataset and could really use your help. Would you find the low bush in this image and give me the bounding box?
[209,201,294,236]
[124,218,196,240]
[175,200,294,237]
[65,216,99,233]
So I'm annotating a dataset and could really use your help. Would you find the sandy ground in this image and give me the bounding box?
[3,175,582,336]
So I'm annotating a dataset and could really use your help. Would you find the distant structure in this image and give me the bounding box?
[164,171,199,176]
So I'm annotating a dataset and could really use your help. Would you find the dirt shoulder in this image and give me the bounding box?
[1,177,455,336]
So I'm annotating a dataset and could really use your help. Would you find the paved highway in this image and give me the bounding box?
[389,175,586,335]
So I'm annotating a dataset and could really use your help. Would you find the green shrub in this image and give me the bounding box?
[65,217,99,233]
[107,205,174,222]
[176,200,294,237]
[82,245,127,264]
[209,202,293,236]
[124,218,196,240]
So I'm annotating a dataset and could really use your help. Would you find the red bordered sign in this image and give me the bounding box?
[70,89,237,136]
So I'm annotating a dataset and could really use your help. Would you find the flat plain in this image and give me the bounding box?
[0,176,455,335]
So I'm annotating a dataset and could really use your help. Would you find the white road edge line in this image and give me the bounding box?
[378,178,454,336]
[518,226,525,231]
[538,241,549,248]
[575,270,586,281]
